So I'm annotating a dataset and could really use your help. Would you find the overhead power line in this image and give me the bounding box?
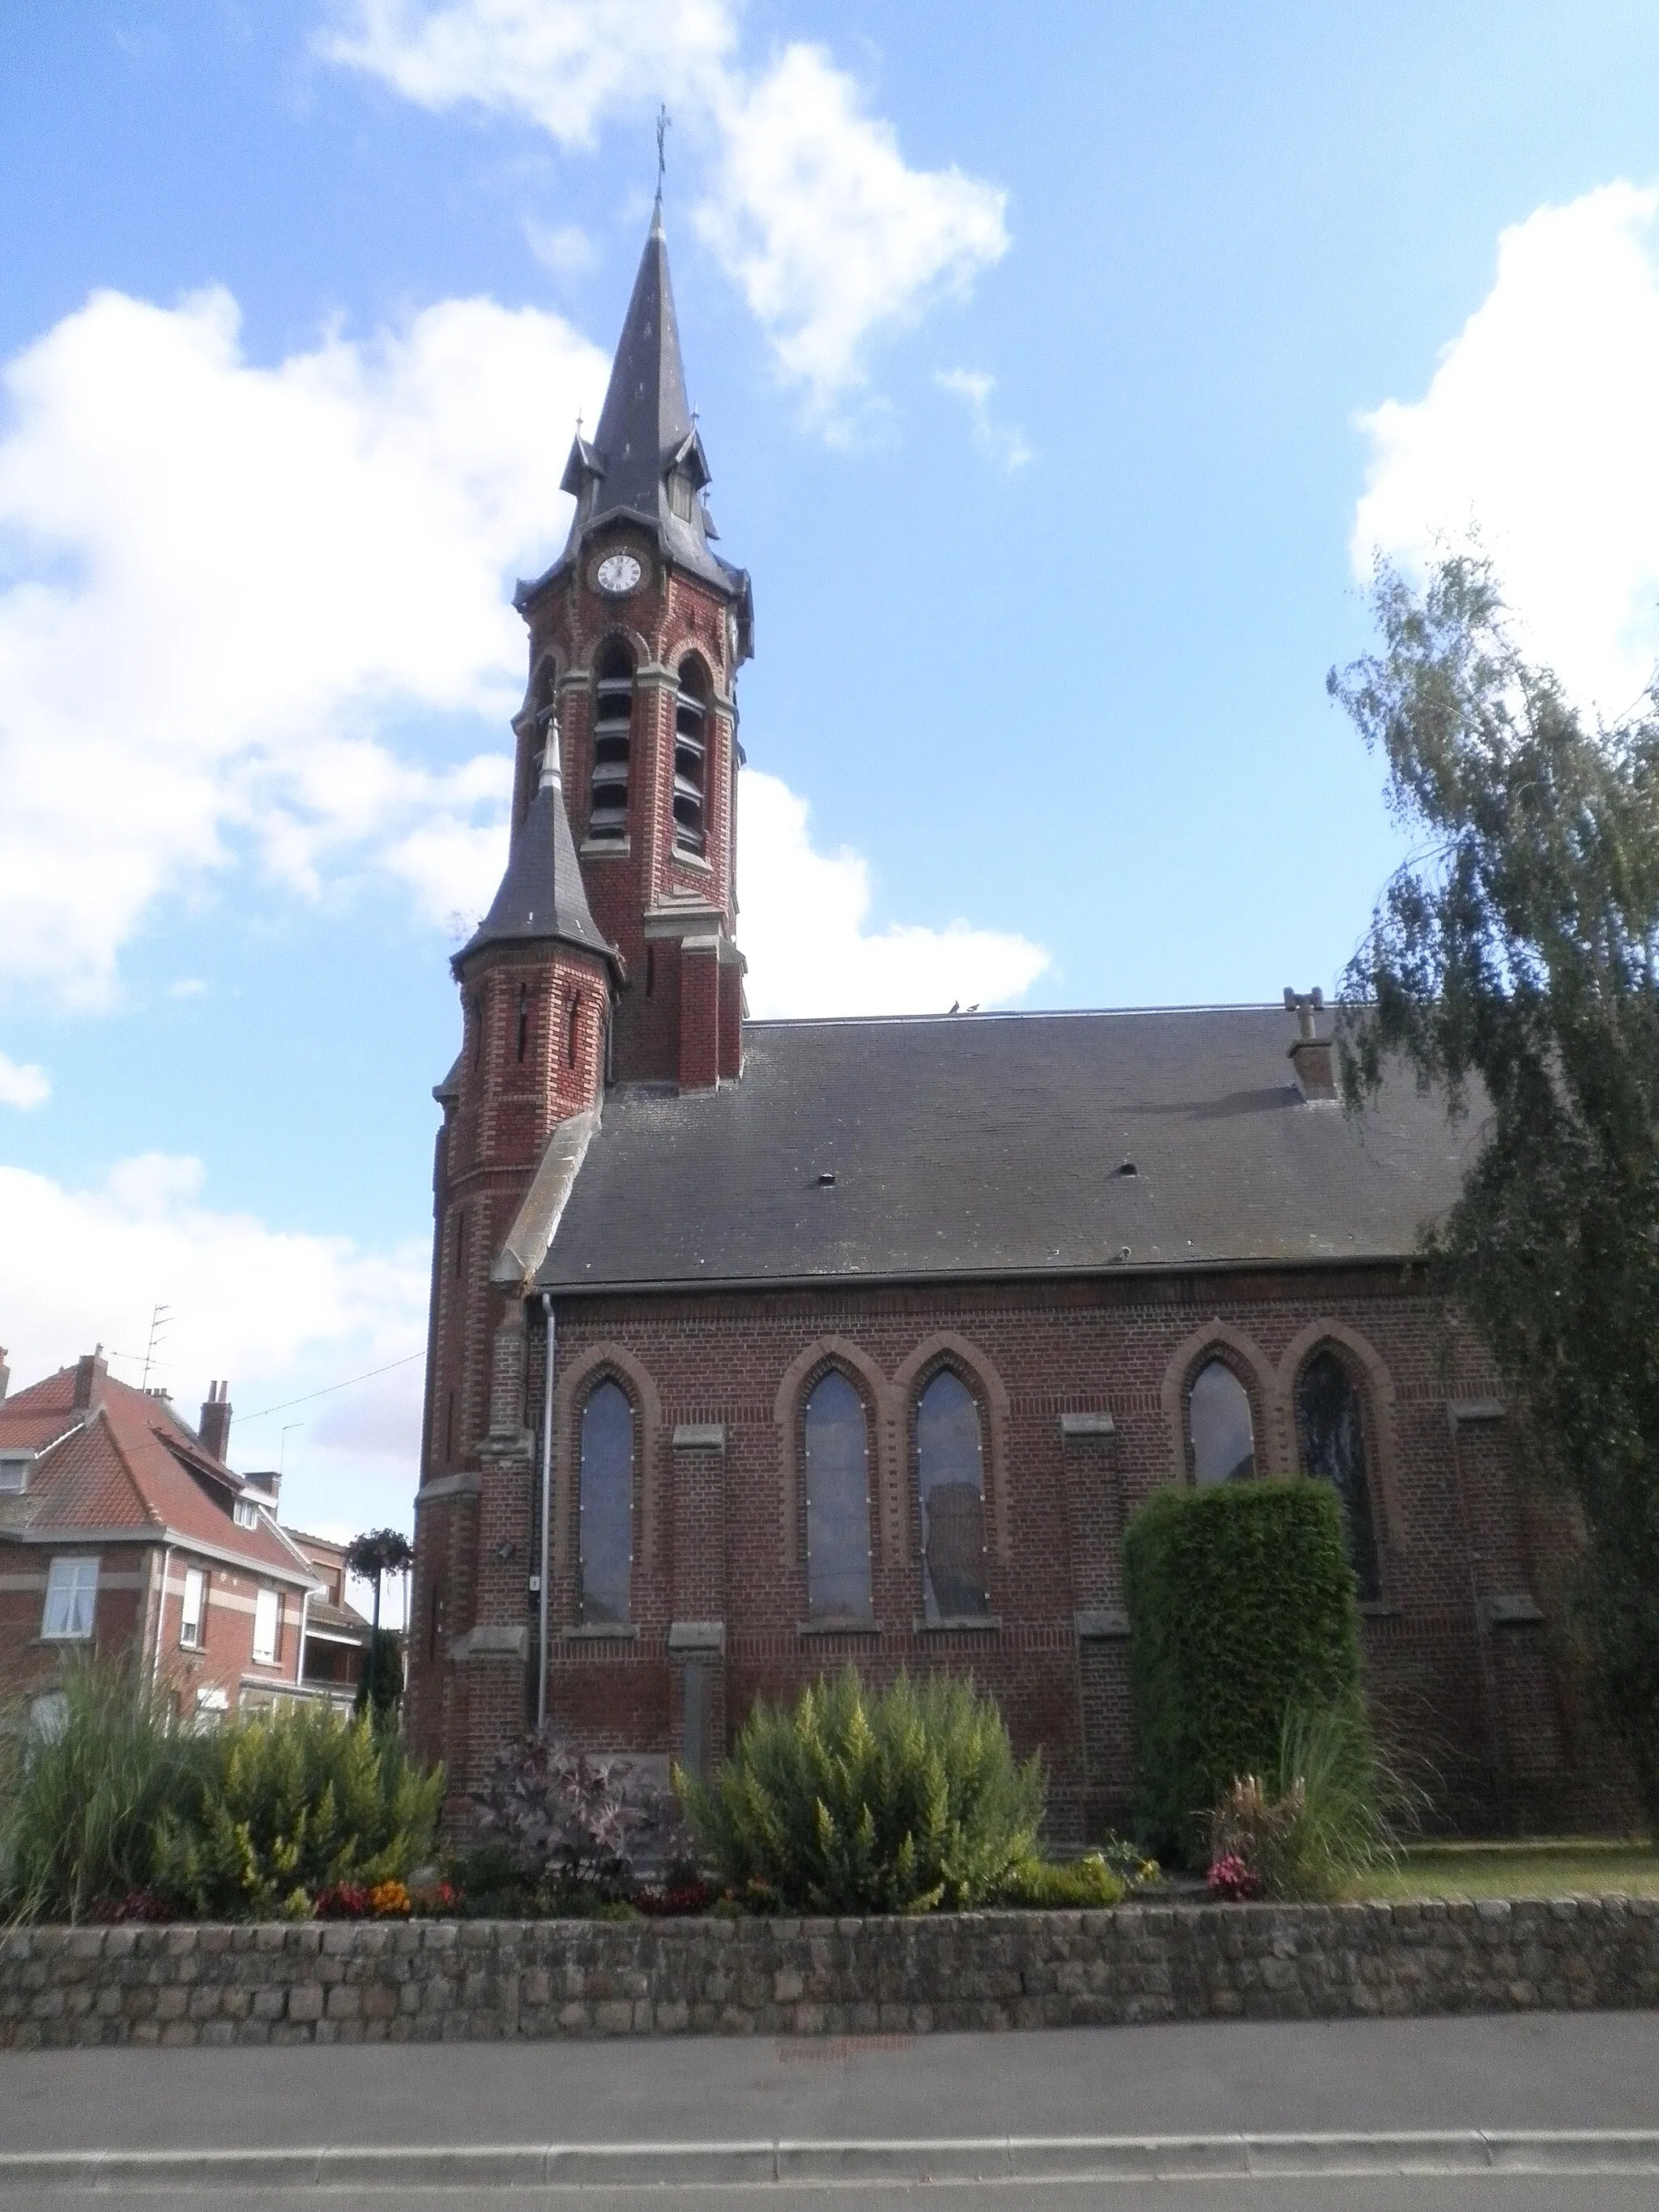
[236,1351,424,1427]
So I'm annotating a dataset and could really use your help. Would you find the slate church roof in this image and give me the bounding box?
[535,1007,1478,1294]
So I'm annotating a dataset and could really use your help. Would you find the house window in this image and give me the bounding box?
[578,1379,633,1625]
[0,1452,30,1494]
[180,1566,207,1650]
[672,659,708,855]
[41,1556,98,1641]
[253,1587,280,1664]
[589,643,633,840]
[804,1370,872,1620]
[1188,1359,1256,1486]
[233,1497,259,1528]
[917,1370,990,1622]
[1296,1349,1382,1600]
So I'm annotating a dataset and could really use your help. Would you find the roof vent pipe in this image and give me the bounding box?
[1285,987,1337,1101]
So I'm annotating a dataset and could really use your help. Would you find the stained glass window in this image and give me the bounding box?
[579,1380,633,1625]
[804,1371,872,1620]
[1296,1350,1381,1600]
[918,1371,990,1622]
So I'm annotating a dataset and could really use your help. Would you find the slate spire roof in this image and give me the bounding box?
[457,719,621,973]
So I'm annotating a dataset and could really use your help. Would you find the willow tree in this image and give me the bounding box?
[1330,555,1659,1831]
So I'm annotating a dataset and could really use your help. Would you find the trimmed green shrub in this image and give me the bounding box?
[677,1669,1044,1914]
[997,1852,1126,1909]
[0,1654,212,1924]
[153,1706,444,1918]
[1124,1478,1363,1864]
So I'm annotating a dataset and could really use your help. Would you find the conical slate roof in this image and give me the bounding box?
[457,733,620,974]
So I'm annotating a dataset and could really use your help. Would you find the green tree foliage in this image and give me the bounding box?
[353,1628,405,1722]
[0,1654,212,1924]
[153,1705,442,1918]
[1331,556,1659,1831]
[677,1669,1045,1914]
[1124,1479,1363,1863]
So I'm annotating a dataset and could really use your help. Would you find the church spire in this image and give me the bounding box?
[552,202,727,591]
[457,708,620,976]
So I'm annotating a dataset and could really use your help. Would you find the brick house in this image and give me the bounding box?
[284,1529,373,1712]
[405,207,1625,1840]
[0,1350,323,1728]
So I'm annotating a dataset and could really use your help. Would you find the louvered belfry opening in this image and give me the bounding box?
[589,640,633,840]
[673,657,709,855]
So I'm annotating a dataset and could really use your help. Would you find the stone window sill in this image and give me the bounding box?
[798,1618,881,1636]
[914,1617,1001,1634]
[562,1623,640,1642]
[580,837,631,859]
[1358,1600,1402,1620]
[672,847,713,875]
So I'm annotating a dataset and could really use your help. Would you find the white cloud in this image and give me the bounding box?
[0,284,607,1003]
[1353,181,1659,718]
[322,2,1009,412]
[738,769,1049,1018]
[167,978,207,999]
[935,367,1031,472]
[523,218,597,278]
[0,1152,429,1536]
[319,0,735,150]
[0,1052,49,1110]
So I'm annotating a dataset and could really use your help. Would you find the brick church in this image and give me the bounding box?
[405,205,1618,1840]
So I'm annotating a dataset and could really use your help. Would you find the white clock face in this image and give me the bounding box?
[595,551,643,596]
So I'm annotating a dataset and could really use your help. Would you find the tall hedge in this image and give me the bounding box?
[1123,1478,1363,1863]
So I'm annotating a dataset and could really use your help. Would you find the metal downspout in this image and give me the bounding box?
[538,1294,556,1731]
[150,1542,173,1703]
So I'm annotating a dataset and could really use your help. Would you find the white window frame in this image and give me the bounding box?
[252,1586,280,1664]
[180,1566,206,1650]
[232,1497,259,1529]
[41,1556,99,1641]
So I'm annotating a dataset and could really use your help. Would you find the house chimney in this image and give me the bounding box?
[73,1347,109,1412]
[0,1347,9,1402]
[1284,987,1337,1101]
[198,1379,232,1464]
[243,1469,280,1507]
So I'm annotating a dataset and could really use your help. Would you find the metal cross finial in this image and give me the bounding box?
[655,104,670,202]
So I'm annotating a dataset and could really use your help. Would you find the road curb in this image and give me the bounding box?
[3,2130,1659,2188]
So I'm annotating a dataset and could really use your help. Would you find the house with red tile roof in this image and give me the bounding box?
[0,1347,329,1728]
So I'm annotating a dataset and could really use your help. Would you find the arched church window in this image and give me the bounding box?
[567,992,581,1070]
[917,1370,990,1622]
[1295,1349,1381,1600]
[803,1370,872,1620]
[673,658,709,856]
[1188,1358,1255,1486]
[578,1379,633,1625]
[589,643,633,842]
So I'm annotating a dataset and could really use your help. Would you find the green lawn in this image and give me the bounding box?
[1347,1840,1659,1902]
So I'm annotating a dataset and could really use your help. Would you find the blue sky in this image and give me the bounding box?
[4,1,1659,1555]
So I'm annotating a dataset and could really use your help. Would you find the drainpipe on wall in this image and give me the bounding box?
[538,1292,556,1733]
[150,1542,173,1703]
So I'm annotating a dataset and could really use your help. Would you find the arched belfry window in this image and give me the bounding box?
[917,1370,990,1622]
[589,642,633,841]
[1188,1358,1256,1487]
[804,1370,872,1620]
[1296,1349,1381,1600]
[672,658,709,856]
[578,1379,633,1624]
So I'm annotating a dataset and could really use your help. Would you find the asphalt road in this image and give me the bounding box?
[2,2013,1656,2208]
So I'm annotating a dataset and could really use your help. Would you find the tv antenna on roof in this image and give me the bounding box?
[140,1303,172,1392]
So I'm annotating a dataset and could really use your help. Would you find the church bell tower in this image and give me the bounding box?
[511,197,753,1089]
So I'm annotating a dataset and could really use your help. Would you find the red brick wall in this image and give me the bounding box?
[407,1264,1633,1841]
[0,1541,306,1723]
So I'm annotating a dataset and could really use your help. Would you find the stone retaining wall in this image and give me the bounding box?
[3,1898,1656,2049]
